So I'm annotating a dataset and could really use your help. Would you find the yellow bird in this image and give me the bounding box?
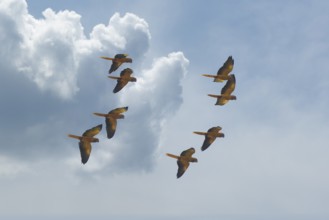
[166,148,198,178]
[208,74,236,105]
[202,56,234,82]
[93,106,128,139]
[108,68,137,93]
[100,54,133,74]
[193,126,224,151]
[68,124,102,164]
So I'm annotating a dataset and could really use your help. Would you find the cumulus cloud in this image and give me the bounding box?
[0,0,188,176]
[0,0,150,100]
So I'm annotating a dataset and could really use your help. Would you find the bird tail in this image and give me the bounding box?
[108,76,121,80]
[193,131,207,136]
[68,134,82,140]
[166,153,180,160]
[202,74,230,81]
[208,94,236,100]
[100,56,114,61]
[208,94,221,98]
[93,112,108,117]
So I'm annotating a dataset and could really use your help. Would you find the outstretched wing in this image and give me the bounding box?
[221,74,236,95]
[217,56,234,77]
[79,141,92,164]
[201,135,216,151]
[177,160,190,178]
[113,78,129,93]
[120,68,133,77]
[105,116,117,139]
[207,126,222,133]
[109,60,122,74]
[180,147,195,157]
[82,124,102,137]
[109,106,128,114]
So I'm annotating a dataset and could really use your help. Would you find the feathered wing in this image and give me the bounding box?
[177,160,190,178]
[221,74,236,95]
[217,56,234,76]
[180,147,196,157]
[79,141,92,164]
[105,116,117,139]
[201,135,216,151]
[120,68,133,77]
[113,78,128,93]
[109,60,122,74]
[109,106,128,114]
[208,126,222,133]
[82,124,103,137]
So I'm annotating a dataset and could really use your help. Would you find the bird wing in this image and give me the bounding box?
[113,78,129,93]
[120,68,133,77]
[217,56,234,76]
[82,124,102,137]
[109,106,129,114]
[207,126,222,133]
[221,74,236,95]
[109,60,122,74]
[177,159,190,178]
[201,135,216,151]
[115,54,127,59]
[105,116,117,139]
[79,141,92,164]
[180,147,196,157]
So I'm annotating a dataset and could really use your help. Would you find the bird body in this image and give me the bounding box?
[193,126,224,151]
[208,74,236,105]
[101,54,132,74]
[68,124,102,164]
[166,147,198,178]
[108,68,137,93]
[93,106,128,139]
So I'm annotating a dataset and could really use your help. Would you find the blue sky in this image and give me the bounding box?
[1,0,329,219]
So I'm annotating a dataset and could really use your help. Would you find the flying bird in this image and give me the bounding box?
[68,124,103,164]
[208,74,236,105]
[100,54,133,74]
[193,126,224,151]
[166,147,198,178]
[93,106,128,139]
[202,56,234,82]
[108,68,137,93]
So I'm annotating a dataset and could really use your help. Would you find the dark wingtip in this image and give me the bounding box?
[107,133,114,139]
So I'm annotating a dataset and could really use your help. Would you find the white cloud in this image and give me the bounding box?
[0,0,188,177]
[69,52,189,174]
[0,0,151,100]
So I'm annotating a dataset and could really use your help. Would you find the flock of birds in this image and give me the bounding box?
[67,54,237,178]
[166,56,236,178]
[68,54,134,163]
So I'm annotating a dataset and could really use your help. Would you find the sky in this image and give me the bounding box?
[1,0,329,219]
